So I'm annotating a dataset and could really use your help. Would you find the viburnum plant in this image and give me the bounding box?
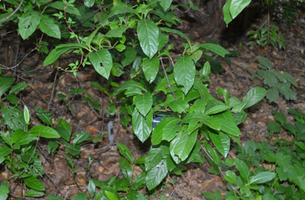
[0,0,273,198]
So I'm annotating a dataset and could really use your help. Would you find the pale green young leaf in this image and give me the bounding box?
[39,15,61,39]
[18,11,41,40]
[135,92,152,117]
[24,105,30,125]
[1,105,26,131]
[142,56,159,83]
[257,56,271,69]
[202,61,211,77]
[132,109,152,142]
[117,142,134,163]
[137,20,159,59]
[24,176,45,191]
[146,159,168,191]
[0,75,14,98]
[9,82,28,94]
[209,130,230,157]
[29,125,60,138]
[105,191,118,200]
[88,49,113,79]
[174,55,195,94]
[113,80,146,96]
[224,170,237,184]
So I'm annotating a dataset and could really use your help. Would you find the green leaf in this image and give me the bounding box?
[202,116,221,131]
[160,27,191,46]
[278,83,297,100]
[132,109,152,142]
[119,157,133,181]
[142,56,159,83]
[6,94,18,105]
[18,11,41,40]
[1,104,26,131]
[43,47,71,66]
[137,19,159,59]
[174,55,195,94]
[235,158,251,182]
[224,170,237,184]
[24,105,30,125]
[266,87,279,103]
[46,195,64,200]
[49,1,80,16]
[86,24,102,49]
[0,75,14,98]
[160,0,172,11]
[145,145,169,171]
[134,92,152,117]
[257,56,272,70]
[39,15,61,39]
[0,131,12,146]
[171,130,197,162]
[249,172,276,184]
[84,0,95,7]
[88,49,113,79]
[105,26,128,38]
[121,46,137,67]
[267,121,281,133]
[9,82,28,94]
[223,0,233,25]
[25,189,44,197]
[0,181,9,200]
[113,80,146,96]
[24,176,45,191]
[73,131,90,145]
[71,192,87,200]
[35,107,53,126]
[209,130,230,157]
[201,43,229,57]
[205,105,228,115]
[151,117,181,145]
[117,142,134,163]
[146,159,168,191]
[232,87,266,113]
[230,0,251,19]
[12,129,37,146]
[29,125,60,138]
[168,99,189,113]
[272,110,286,125]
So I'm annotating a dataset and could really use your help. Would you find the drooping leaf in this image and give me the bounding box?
[117,142,134,163]
[174,55,195,94]
[171,130,197,162]
[54,118,71,141]
[9,82,28,94]
[168,99,189,113]
[201,43,229,57]
[151,117,181,145]
[49,1,80,16]
[88,49,113,79]
[266,87,279,103]
[137,19,159,59]
[134,92,153,117]
[0,75,14,98]
[145,145,169,171]
[230,0,251,20]
[209,130,230,157]
[146,159,168,191]
[132,109,152,142]
[235,158,251,182]
[43,47,71,66]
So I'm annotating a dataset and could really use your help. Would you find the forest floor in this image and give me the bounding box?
[0,7,305,200]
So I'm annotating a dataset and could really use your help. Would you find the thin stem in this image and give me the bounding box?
[159,56,177,100]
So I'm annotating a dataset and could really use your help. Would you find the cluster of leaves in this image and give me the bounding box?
[247,24,286,49]
[248,56,297,103]
[204,108,305,200]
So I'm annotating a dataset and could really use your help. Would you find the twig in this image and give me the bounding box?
[159,56,177,100]
[55,141,81,152]
[0,0,24,23]
[48,69,59,111]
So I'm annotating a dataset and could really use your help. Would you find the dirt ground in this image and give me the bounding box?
[0,4,305,199]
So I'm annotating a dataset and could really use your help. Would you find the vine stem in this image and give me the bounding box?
[159,56,177,100]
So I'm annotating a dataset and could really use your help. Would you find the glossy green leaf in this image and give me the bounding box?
[55,119,71,141]
[223,0,233,25]
[132,109,152,142]
[43,47,70,66]
[24,105,30,125]
[230,0,251,19]
[73,131,90,145]
[174,55,195,94]
[0,75,14,98]
[224,170,237,184]
[168,99,189,113]
[1,105,26,131]
[24,176,45,191]
[160,27,191,45]
[71,192,87,200]
[135,92,152,117]
[201,43,229,57]
[113,80,146,96]
[202,116,221,131]
[25,189,44,197]
[249,172,276,184]
[146,159,168,191]
[205,143,220,166]
[29,125,60,138]
[0,131,12,146]
[257,56,271,69]
[88,49,113,79]
[122,46,137,67]
[132,172,146,190]
[145,145,169,171]
[117,142,134,163]
[205,105,228,115]
[18,11,41,40]
[232,87,266,113]
[160,0,172,11]
[151,117,181,145]
[171,130,197,162]
[235,158,251,182]
[209,130,230,157]
[39,15,61,39]
[6,94,18,105]
[119,157,133,181]
[137,19,159,59]
[84,0,95,7]
[9,82,28,94]
[0,181,9,200]
[142,56,159,83]
[106,26,128,38]
[35,107,53,126]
